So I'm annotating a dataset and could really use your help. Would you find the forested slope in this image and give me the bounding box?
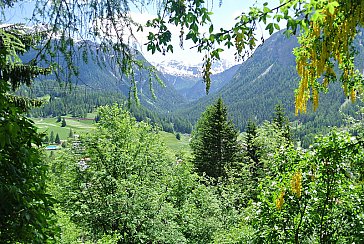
[174,30,364,145]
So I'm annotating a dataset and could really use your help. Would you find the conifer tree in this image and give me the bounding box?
[245,119,260,172]
[244,119,263,200]
[273,104,291,143]
[190,98,239,180]
[68,128,74,138]
[50,131,55,143]
[0,25,55,242]
[95,114,101,123]
[55,133,61,144]
[43,135,49,144]
[61,117,66,127]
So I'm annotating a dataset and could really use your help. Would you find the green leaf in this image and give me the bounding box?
[209,24,214,34]
[311,10,324,22]
[263,6,271,13]
[266,23,274,35]
[167,44,173,53]
[327,1,339,15]
[209,34,215,42]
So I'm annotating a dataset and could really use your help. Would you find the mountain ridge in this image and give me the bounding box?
[171,30,364,145]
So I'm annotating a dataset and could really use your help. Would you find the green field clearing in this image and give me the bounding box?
[32,115,191,154]
[159,131,191,154]
[33,117,95,141]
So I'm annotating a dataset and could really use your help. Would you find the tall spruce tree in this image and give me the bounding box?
[190,98,239,180]
[245,119,262,180]
[244,119,262,200]
[50,131,55,143]
[273,104,291,143]
[68,128,74,138]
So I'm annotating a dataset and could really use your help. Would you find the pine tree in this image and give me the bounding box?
[55,133,61,144]
[95,114,101,123]
[273,104,291,143]
[190,98,239,180]
[245,119,260,169]
[68,128,74,138]
[244,119,262,200]
[61,117,66,127]
[43,135,49,144]
[50,131,55,143]
[0,25,55,242]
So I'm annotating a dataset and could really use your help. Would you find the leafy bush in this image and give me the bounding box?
[52,104,229,243]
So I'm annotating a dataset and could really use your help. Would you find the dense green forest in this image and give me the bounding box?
[17,79,192,133]
[2,0,364,243]
[28,101,364,243]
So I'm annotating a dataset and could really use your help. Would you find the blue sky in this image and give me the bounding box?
[4,0,280,65]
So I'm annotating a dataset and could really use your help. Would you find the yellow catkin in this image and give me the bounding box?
[313,22,320,37]
[350,89,356,102]
[343,83,348,95]
[294,0,364,114]
[323,77,329,88]
[291,172,302,198]
[304,68,309,88]
[313,88,319,111]
[303,93,307,113]
[275,190,285,210]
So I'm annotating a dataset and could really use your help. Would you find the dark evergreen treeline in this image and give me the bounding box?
[19,77,364,147]
[17,80,192,133]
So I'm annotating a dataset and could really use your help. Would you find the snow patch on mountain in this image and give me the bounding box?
[153,59,238,77]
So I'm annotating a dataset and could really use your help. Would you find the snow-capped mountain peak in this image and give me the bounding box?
[152,59,237,77]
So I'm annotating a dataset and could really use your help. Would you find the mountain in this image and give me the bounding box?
[22,42,189,113]
[20,31,364,142]
[178,64,240,101]
[20,41,194,133]
[154,59,240,101]
[173,30,364,146]
[153,59,236,79]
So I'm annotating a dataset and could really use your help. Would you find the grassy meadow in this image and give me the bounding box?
[33,117,95,141]
[32,115,191,154]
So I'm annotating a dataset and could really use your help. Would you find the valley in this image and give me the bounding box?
[24,30,364,147]
[3,1,364,243]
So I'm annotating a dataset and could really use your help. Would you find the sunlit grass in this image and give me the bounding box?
[32,115,190,154]
[33,116,95,141]
[158,131,191,155]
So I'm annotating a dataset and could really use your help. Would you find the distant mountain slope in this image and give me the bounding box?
[178,64,240,101]
[22,42,188,114]
[174,30,364,145]
[155,59,240,101]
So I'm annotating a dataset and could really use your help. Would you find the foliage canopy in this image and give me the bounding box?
[52,104,228,243]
